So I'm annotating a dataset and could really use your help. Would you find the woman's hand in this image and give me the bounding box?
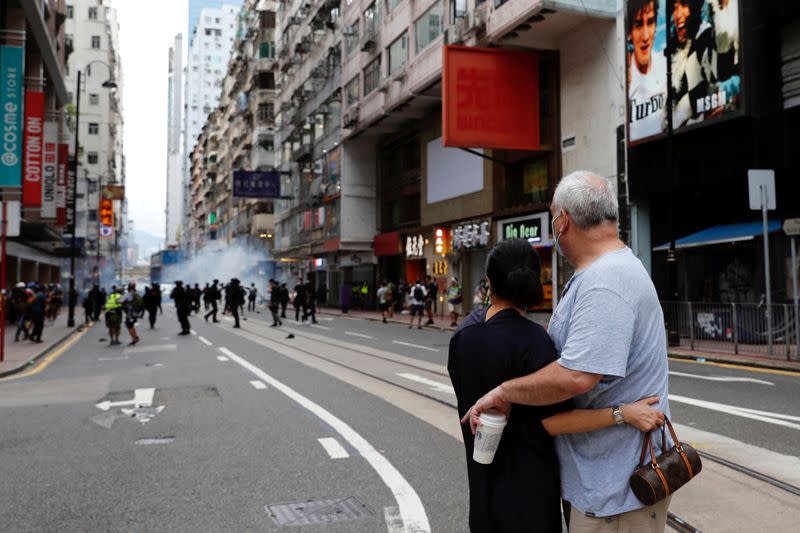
[621,397,665,432]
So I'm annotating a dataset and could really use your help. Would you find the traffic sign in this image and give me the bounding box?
[99,225,113,237]
[783,218,800,236]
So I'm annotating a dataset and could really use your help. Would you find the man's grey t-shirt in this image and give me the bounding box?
[549,247,670,517]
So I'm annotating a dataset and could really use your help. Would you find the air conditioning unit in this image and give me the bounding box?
[344,107,359,128]
[360,31,377,52]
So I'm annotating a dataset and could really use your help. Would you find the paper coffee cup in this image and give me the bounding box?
[472,410,508,465]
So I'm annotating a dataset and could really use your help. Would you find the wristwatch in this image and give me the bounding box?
[612,405,625,425]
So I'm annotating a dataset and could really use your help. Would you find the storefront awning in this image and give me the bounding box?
[653,221,782,251]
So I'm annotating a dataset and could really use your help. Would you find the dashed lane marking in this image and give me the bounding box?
[669,394,800,430]
[190,329,198,335]
[217,356,229,362]
[249,380,268,390]
[217,346,430,532]
[317,437,350,459]
[396,373,455,395]
[669,370,774,386]
[391,340,439,353]
[198,336,213,346]
[345,331,373,339]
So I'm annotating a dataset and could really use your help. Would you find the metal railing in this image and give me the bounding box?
[662,301,799,361]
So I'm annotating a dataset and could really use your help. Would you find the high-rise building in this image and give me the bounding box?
[165,34,183,247]
[188,0,242,48]
[64,0,125,284]
[182,2,241,251]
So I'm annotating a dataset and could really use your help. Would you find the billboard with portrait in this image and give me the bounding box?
[626,0,741,143]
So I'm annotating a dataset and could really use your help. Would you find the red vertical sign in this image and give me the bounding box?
[56,143,69,226]
[22,91,45,207]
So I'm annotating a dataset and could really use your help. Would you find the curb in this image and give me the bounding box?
[668,352,800,374]
[0,323,90,379]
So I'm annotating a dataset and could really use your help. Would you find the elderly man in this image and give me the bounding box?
[463,170,671,532]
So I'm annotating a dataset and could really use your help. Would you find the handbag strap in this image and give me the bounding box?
[663,417,695,478]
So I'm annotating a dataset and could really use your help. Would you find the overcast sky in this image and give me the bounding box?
[116,0,188,238]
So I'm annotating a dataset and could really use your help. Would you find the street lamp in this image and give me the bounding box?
[67,62,117,327]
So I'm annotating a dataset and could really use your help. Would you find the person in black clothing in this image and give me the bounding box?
[203,282,211,311]
[247,283,258,312]
[29,286,47,343]
[317,284,328,306]
[89,285,104,321]
[293,279,306,323]
[226,278,245,328]
[192,283,202,314]
[268,279,282,327]
[204,280,220,322]
[143,284,162,329]
[279,283,289,318]
[170,281,192,335]
[424,275,437,325]
[448,239,661,532]
[302,281,318,324]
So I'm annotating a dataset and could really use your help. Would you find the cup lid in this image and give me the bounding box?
[479,409,507,426]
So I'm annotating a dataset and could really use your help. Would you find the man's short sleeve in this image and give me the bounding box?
[557,288,634,378]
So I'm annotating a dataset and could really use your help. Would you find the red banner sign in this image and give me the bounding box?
[442,46,540,151]
[22,91,45,207]
[99,198,114,228]
[56,143,68,226]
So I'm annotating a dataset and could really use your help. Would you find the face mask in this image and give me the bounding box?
[551,211,565,258]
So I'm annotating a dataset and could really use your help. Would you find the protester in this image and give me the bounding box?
[408,279,427,330]
[462,171,672,531]
[248,283,258,312]
[204,280,220,322]
[104,288,124,346]
[29,285,47,343]
[423,275,437,325]
[122,283,143,345]
[292,279,306,323]
[89,285,105,322]
[279,282,289,318]
[449,238,664,532]
[447,277,463,327]
[268,279,283,327]
[170,281,192,335]
[193,283,202,314]
[302,280,318,324]
[12,283,30,342]
[226,278,245,328]
[143,284,162,329]
[377,280,390,324]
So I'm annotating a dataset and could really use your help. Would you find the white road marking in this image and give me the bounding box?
[249,380,268,390]
[318,437,350,459]
[669,394,800,430]
[217,355,229,362]
[311,324,331,331]
[217,346,430,532]
[392,340,439,353]
[96,387,155,412]
[123,344,177,354]
[384,506,404,533]
[198,336,213,346]
[98,356,128,361]
[190,329,198,335]
[318,317,334,321]
[396,373,455,395]
[669,371,774,386]
[345,331,373,339]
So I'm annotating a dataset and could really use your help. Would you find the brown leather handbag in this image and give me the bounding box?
[629,418,702,506]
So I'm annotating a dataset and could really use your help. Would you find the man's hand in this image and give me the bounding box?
[460,385,511,435]
[621,396,665,432]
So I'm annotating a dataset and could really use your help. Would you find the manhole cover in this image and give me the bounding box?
[265,496,373,526]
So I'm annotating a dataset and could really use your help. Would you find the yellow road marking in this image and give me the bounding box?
[0,325,92,382]
[669,356,800,377]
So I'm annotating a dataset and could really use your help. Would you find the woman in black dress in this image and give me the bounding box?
[448,239,662,532]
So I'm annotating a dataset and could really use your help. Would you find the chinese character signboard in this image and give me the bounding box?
[99,197,113,237]
[21,90,45,206]
[56,143,68,226]
[434,227,450,255]
[625,0,741,143]
[442,46,539,151]
[453,221,490,250]
[405,234,425,258]
[0,46,24,187]
[41,121,58,218]
[232,170,281,199]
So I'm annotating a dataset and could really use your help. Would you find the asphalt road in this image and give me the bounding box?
[1,306,798,532]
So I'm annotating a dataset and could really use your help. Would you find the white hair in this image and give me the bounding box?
[552,171,618,230]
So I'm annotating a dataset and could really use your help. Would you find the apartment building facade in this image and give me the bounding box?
[188,0,278,278]
[1,0,72,285]
[64,0,125,286]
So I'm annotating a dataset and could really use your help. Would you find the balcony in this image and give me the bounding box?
[257,56,276,73]
[257,88,279,103]
[250,213,274,236]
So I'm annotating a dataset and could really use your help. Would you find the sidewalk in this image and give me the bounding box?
[318,307,800,373]
[0,312,83,378]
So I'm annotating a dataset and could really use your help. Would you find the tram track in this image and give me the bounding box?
[235,319,800,533]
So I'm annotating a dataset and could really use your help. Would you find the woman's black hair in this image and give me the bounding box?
[485,239,544,310]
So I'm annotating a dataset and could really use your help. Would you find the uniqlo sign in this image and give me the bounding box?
[442,46,540,151]
[22,90,45,206]
[41,121,58,218]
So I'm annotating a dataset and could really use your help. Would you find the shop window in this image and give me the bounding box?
[415,1,443,53]
[388,32,408,76]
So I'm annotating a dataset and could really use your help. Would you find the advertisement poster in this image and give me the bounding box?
[626,0,741,143]
[22,90,45,205]
[56,143,69,226]
[41,121,58,218]
[0,46,24,187]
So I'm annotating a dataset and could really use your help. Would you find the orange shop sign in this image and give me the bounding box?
[99,198,114,227]
[442,45,540,151]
